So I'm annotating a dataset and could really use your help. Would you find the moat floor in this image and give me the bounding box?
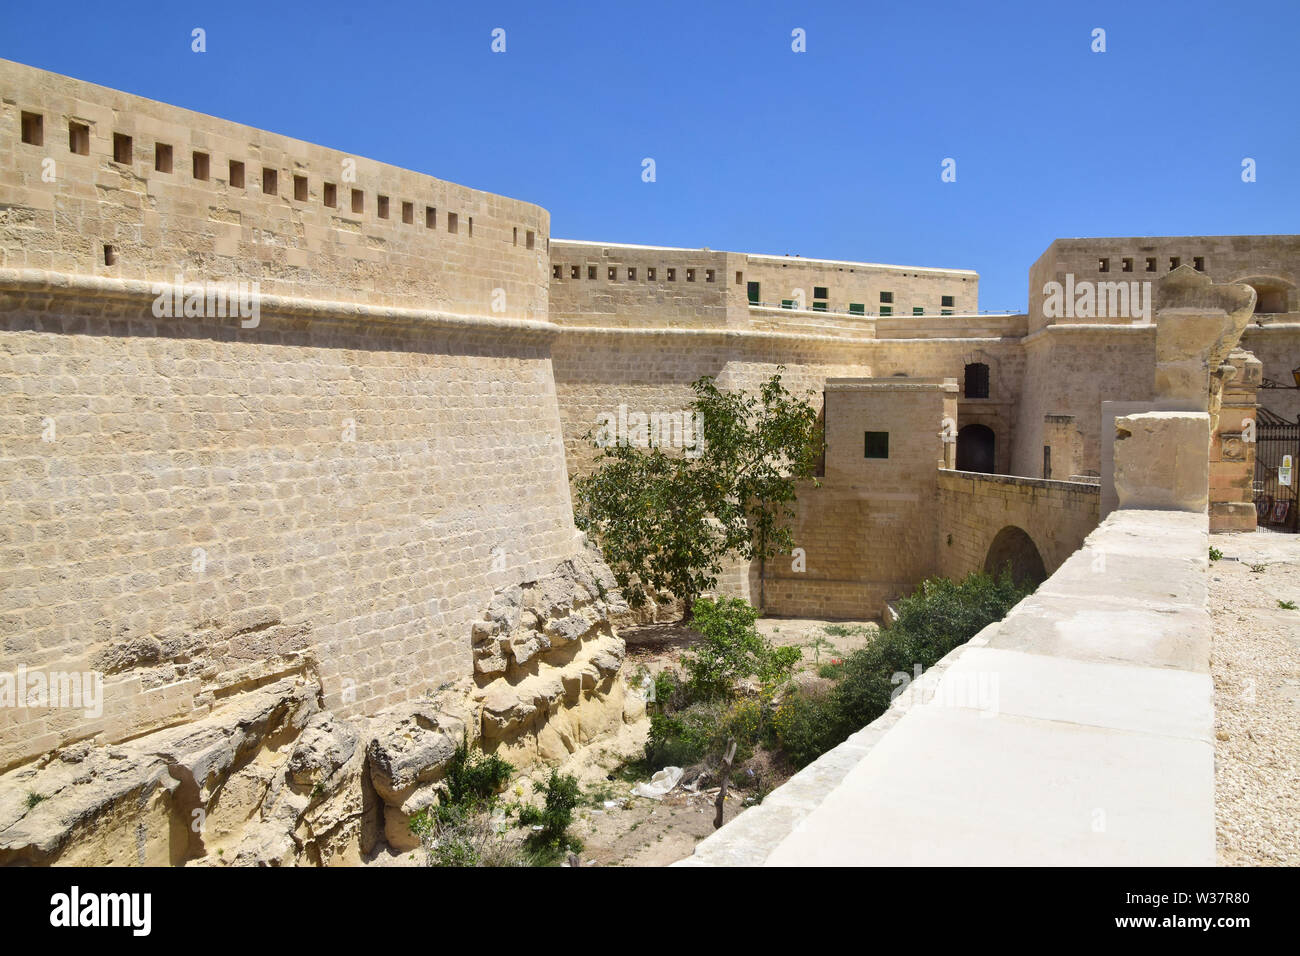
[559,615,878,867]
[1209,529,1300,865]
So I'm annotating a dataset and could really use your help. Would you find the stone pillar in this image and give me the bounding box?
[1209,349,1262,531]
[1113,412,1210,512]
[1108,268,1256,516]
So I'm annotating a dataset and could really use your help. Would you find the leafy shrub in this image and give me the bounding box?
[683,597,799,700]
[519,769,582,846]
[411,804,524,868]
[771,691,838,769]
[441,736,513,815]
[783,569,1032,769]
[823,624,873,638]
[817,660,846,680]
[645,694,770,769]
[646,704,720,767]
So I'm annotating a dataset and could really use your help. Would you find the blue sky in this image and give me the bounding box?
[4,0,1297,311]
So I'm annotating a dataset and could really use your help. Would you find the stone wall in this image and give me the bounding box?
[0,58,549,320]
[1012,325,1157,478]
[740,253,977,316]
[762,379,957,618]
[0,274,587,771]
[936,469,1101,582]
[1241,321,1300,422]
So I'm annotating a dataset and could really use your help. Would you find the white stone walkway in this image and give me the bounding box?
[682,510,1214,866]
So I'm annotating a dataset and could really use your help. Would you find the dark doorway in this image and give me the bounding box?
[964,362,990,398]
[956,424,995,474]
[984,526,1047,587]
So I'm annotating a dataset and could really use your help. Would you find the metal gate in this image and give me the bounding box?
[1253,407,1299,533]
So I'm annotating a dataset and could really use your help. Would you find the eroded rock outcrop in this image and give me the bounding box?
[0,548,642,866]
[470,548,644,767]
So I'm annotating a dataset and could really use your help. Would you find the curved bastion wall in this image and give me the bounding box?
[0,59,608,782]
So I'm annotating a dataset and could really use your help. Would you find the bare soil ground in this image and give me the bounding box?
[1208,529,1300,865]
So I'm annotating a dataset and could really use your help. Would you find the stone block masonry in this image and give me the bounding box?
[0,58,549,320]
[0,273,582,772]
[937,470,1101,583]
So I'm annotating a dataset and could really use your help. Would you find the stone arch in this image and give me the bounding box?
[956,423,996,474]
[983,525,1046,587]
[1234,274,1296,315]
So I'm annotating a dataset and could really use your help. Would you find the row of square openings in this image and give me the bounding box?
[1097,255,1205,273]
[17,110,536,249]
[553,264,719,283]
[748,282,957,315]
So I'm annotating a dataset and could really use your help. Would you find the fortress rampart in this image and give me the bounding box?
[0,57,1297,837]
[0,58,550,319]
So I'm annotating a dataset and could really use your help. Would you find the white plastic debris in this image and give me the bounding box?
[632,766,684,800]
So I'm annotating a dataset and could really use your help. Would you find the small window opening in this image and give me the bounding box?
[20,112,43,146]
[68,122,90,155]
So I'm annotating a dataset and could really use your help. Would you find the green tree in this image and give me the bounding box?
[573,370,822,614]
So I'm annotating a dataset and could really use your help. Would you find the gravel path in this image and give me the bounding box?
[1208,530,1300,866]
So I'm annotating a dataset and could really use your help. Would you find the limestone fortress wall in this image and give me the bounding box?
[1,54,1297,831]
[0,58,584,778]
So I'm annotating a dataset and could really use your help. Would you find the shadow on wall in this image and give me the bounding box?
[983,525,1046,588]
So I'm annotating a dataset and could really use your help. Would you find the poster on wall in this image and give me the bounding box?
[1280,454,1294,487]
